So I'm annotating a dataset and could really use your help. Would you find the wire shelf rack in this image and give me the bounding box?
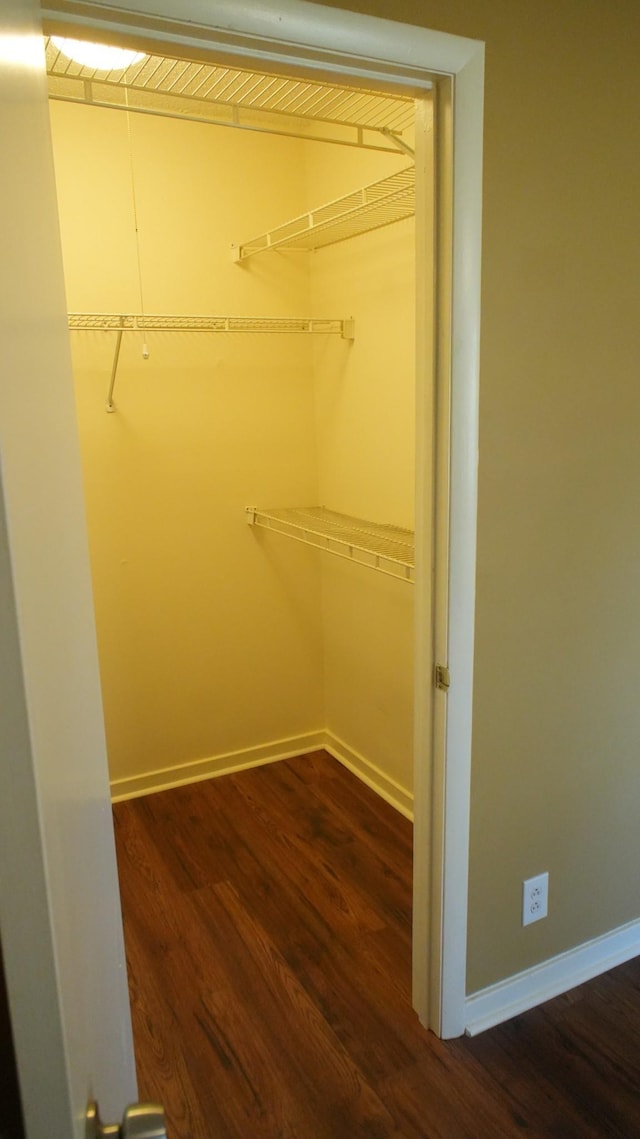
[68,313,354,412]
[45,38,417,153]
[67,313,354,336]
[246,506,414,582]
[233,166,415,261]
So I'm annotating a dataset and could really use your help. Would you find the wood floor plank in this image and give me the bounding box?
[113,751,640,1139]
[189,769,424,1083]
[464,992,640,1138]
[197,878,400,1138]
[113,800,196,958]
[378,1049,543,1139]
[290,751,413,870]
[212,770,389,941]
[123,931,226,1139]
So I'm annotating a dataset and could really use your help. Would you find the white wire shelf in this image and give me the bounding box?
[233,166,415,261]
[67,313,354,336]
[67,313,354,412]
[45,38,417,153]
[246,506,414,582]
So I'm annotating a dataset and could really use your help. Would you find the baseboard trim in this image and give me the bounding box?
[110,730,326,802]
[323,732,413,819]
[110,728,415,817]
[464,916,640,1036]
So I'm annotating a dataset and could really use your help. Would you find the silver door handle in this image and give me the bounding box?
[86,1099,167,1139]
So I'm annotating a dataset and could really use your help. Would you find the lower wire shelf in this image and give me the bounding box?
[246,505,414,583]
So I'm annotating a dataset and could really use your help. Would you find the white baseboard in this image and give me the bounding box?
[110,728,414,819]
[464,916,640,1036]
[110,730,326,802]
[324,731,413,819]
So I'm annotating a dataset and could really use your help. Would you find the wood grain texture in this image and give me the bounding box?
[113,751,640,1138]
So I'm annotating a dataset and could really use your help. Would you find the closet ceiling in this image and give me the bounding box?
[44,37,416,153]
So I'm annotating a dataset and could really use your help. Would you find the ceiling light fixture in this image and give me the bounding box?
[51,36,146,72]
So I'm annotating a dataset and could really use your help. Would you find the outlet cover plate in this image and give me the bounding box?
[522,872,549,926]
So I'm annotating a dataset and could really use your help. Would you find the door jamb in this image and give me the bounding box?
[40,0,484,1039]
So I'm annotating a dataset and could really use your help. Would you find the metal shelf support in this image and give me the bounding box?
[105,328,123,414]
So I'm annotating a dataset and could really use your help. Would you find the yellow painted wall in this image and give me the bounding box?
[50,102,328,781]
[49,98,416,797]
[311,0,640,993]
[307,142,417,792]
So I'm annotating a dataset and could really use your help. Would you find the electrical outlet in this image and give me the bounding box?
[522,872,549,926]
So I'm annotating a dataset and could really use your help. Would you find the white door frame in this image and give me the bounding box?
[42,0,484,1039]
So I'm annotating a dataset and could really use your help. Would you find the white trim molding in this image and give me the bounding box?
[324,733,413,820]
[110,729,415,818]
[465,918,640,1036]
[110,731,325,801]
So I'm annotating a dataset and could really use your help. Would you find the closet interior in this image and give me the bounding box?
[45,34,430,819]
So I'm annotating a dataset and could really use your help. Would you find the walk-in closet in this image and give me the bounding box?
[46,35,429,856]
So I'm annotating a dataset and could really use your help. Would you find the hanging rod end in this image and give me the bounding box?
[105,401,116,414]
[245,505,257,525]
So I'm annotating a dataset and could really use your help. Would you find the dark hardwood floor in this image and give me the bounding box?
[113,750,640,1138]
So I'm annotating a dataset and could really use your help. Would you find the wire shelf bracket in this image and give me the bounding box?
[246,505,414,582]
[232,166,415,262]
[67,313,355,412]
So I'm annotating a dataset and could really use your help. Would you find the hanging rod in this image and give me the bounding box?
[45,38,418,155]
[48,87,411,155]
[67,313,355,412]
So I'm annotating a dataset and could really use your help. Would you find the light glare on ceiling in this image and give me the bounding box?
[51,36,145,71]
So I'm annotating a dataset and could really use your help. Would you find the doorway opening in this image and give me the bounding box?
[44,21,438,1039]
[0,3,483,1128]
[39,0,483,1048]
[45,22,431,954]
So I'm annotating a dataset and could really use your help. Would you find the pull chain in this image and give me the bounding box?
[124,89,149,361]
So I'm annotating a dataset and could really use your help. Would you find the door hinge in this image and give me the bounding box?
[435,664,450,691]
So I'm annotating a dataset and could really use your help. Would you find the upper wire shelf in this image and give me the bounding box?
[45,38,418,154]
[233,166,415,261]
[246,505,414,582]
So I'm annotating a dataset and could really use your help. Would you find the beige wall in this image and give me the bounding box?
[49,99,416,795]
[311,0,640,992]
